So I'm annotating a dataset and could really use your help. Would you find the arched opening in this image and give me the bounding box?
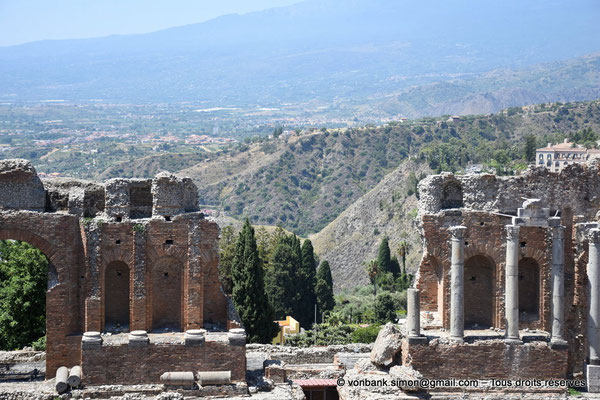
[152,258,182,331]
[441,180,464,209]
[518,257,539,322]
[464,255,495,328]
[0,240,50,351]
[104,261,130,332]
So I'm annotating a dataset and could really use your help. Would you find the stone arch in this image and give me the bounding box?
[464,254,495,328]
[151,257,183,331]
[104,260,131,332]
[441,180,464,209]
[518,257,540,322]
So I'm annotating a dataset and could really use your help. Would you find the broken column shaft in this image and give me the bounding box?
[550,217,567,347]
[505,224,521,344]
[589,228,600,364]
[449,225,466,343]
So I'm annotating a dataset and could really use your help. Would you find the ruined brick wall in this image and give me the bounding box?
[418,164,600,218]
[402,340,568,380]
[416,211,551,330]
[81,340,246,385]
[0,159,234,381]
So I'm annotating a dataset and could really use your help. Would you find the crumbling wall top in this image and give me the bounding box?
[418,163,600,219]
[0,159,45,212]
[152,172,199,217]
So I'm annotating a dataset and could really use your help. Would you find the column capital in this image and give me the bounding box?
[552,225,565,240]
[449,225,466,240]
[590,228,600,245]
[506,225,520,241]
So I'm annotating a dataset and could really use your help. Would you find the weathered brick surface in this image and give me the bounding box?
[81,338,246,385]
[0,160,236,383]
[402,340,568,380]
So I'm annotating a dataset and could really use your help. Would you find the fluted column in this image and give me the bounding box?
[589,228,600,364]
[449,226,466,343]
[505,224,522,344]
[550,217,567,347]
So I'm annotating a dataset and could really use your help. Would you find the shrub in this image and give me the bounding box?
[351,324,381,343]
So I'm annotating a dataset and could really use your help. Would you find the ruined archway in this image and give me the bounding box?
[464,255,495,328]
[518,257,540,322]
[0,239,52,350]
[151,258,183,331]
[104,261,130,332]
[434,259,445,321]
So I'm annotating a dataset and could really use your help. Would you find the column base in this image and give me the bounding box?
[588,364,600,393]
[449,336,464,344]
[504,337,522,345]
[549,338,568,350]
[407,335,428,345]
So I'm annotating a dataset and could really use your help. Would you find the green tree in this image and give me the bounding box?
[231,219,278,343]
[374,292,396,323]
[0,240,48,350]
[265,234,300,319]
[297,239,317,329]
[365,259,379,295]
[377,237,393,274]
[524,135,537,162]
[273,126,284,139]
[315,261,335,321]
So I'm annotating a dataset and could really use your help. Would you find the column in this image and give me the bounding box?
[449,226,466,343]
[549,217,567,347]
[407,288,427,344]
[589,228,600,363]
[505,224,522,344]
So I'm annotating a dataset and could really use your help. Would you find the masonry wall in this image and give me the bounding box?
[81,340,246,385]
[402,340,568,380]
[417,211,552,331]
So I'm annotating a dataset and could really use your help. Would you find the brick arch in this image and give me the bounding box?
[464,245,502,267]
[0,228,58,271]
[146,244,188,261]
[464,253,497,328]
[520,247,546,266]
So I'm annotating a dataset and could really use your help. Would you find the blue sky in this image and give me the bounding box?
[0,0,301,47]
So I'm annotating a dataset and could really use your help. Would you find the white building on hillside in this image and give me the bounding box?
[536,139,600,172]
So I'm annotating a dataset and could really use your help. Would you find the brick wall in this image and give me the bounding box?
[402,340,568,380]
[417,211,552,331]
[81,339,246,385]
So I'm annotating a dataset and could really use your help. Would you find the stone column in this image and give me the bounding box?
[449,226,466,343]
[505,224,522,344]
[589,228,600,364]
[549,217,567,348]
[407,288,427,344]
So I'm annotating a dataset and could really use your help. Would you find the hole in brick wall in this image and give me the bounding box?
[165,216,172,221]
[116,239,121,244]
[480,222,484,226]
[116,216,122,222]
[117,271,122,277]
[470,276,476,281]
[465,241,469,246]
[164,272,169,277]
[165,239,174,245]
[520,242,526,248]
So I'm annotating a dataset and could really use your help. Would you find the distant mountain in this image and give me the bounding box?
[0,0,599,109]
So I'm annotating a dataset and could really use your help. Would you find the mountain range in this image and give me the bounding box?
[1,0,599,118]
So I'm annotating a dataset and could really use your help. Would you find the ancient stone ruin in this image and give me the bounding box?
[407,162,600,390]
[0,159,245,387]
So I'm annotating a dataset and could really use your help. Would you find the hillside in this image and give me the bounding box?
[0,0,599,116]
[182,100,600,239]
[310,159,431,291]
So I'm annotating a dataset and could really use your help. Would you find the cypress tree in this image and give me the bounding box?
[377,237,392,274]
[315,260,335,321]
[265,234,299,320]
[297,239,317,329]
[231,219,278,343]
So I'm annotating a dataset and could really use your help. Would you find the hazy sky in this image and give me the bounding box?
[0,0,302,47]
